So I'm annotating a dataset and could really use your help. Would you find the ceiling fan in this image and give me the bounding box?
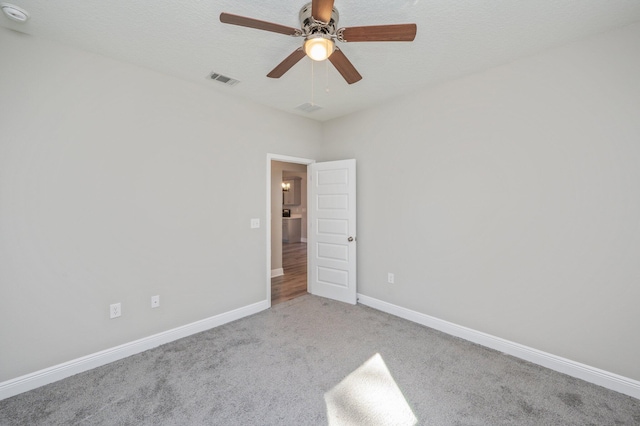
[220,0,417,84]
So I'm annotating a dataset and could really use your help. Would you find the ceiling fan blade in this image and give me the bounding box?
[328,48,362,85]
[267,48,307,78]
[339,24,417,42]
[220,13,301,36]
[312,0,335,23]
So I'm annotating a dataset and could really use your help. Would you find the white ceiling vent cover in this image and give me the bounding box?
[208,72,239,86]
[295,102,322,113]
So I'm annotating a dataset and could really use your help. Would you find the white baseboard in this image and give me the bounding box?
[357,294,640,400]
[0,300,269,401]
[271,268,284,278]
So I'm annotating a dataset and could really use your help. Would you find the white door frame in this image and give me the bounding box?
[266,154,315,307]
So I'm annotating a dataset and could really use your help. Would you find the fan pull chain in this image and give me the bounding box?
[311,60,315,106]
[325,59,330,93]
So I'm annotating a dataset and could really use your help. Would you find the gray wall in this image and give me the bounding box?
[0,29,321,381]
[321,23,640,381]
[2,21,639,386]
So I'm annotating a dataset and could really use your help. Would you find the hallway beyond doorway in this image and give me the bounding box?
[271,242,307,305]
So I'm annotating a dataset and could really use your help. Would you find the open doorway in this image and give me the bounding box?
[272,163,307,304]
[267,155,314,306]
[267,155,357,306]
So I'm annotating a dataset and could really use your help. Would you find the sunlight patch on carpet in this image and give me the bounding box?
[324,353,418,426]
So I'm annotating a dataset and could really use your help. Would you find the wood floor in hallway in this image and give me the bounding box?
[271,242,307,305]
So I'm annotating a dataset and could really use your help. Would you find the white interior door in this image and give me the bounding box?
[309,159,357,305]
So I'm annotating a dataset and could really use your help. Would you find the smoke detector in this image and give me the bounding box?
[1,3,29,22]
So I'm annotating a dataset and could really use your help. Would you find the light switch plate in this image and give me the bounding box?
[250,218,260,229]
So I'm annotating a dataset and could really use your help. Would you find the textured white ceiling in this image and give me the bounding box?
[2,0,640,121]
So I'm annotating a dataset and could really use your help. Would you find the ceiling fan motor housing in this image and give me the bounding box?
[299,2,339,36]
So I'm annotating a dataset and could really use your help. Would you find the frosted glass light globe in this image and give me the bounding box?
[304,37,335,61]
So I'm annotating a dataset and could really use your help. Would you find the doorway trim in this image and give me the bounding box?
[266,154,315,307]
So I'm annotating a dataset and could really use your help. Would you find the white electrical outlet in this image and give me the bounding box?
[110,303,121,319]
[387,273,395,284]
[151,295,160,308]
[250,218,260,229]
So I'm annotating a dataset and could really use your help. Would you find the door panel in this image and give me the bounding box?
[317,243,348,261]
[309,159,356,304]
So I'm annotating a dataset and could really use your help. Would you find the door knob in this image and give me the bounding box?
[348,236,354,242]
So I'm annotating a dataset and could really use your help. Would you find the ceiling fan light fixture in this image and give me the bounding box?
[220,2,417,84]
[304,35,334,61]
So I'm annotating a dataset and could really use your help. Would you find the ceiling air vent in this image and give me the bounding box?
[295,102,322,113]
[208,72,239,86]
